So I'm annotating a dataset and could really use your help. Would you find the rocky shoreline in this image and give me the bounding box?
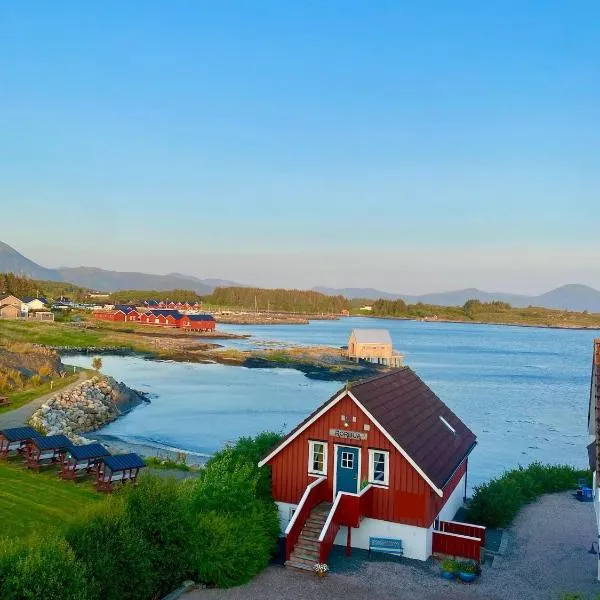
[28,376,149,443]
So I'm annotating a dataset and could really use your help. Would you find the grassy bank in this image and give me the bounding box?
[0,461,100,539]
[0,370,84,415]
[467,463,591,528]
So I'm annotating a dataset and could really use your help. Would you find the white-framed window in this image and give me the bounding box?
[368,449,389,486]
[308,440,328,475]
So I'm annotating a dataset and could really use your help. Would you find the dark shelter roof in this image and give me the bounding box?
[148,309,183,318]
[262,368,476,492]
[32,434,73,450]
[103,453,146,471]
[0,426,41,442]
[68,443,111,461]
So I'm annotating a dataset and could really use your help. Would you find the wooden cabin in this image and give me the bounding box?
[60,442,111,480]
[179,314,216,331]
[96,453,146,492]
[259,368,481,570]
[347,328,403,367]
[0,426,40,458]
[26,434,72,470]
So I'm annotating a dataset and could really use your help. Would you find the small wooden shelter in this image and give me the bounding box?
[96,453,146,492]
[346,328,403,367]
[26,434,72,470]
[0,426,40,458]
[60,442,111,480]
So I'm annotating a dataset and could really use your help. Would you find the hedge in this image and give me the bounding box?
[0,432,284,597]
[467,463,591,528]
[0,534,91,600]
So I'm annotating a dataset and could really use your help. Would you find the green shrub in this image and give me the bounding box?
[441,558,459,573]
[468,463,591,528]
[191,448,280,588]
[66,499,155,600]
[192,508,277,588]
[0,534,91,600]
[122,476,195,597]
[206,431,282,502]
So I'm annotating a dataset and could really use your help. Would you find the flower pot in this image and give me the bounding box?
[441,570,455,580]
[459,572,476,583]
[316,572,328,578]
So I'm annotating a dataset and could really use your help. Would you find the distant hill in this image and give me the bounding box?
[2,240,599,311]
[0,241,63,281]
[56,267,215,294]
[0,240,243,294]
[532,284,600,312]
[313,284,600,313]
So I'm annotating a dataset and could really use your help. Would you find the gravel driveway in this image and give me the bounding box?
[185,492,599,600]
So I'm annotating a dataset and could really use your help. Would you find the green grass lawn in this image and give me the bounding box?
[0,320,105,347]
[0,371,83,415]
[0,461,101,539]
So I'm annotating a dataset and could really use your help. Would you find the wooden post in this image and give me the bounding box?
[346,526,352,556]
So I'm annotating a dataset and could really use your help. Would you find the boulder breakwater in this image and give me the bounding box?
[28,376,149,442]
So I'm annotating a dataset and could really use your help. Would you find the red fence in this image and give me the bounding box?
[432,530,482,562]
[438,520,486,548]
[285,477,328,561]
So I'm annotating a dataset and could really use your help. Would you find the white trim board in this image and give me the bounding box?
[258,388,444,497]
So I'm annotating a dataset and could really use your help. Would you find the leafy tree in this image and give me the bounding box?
[91,357,102,372]
[0,534,91,600]
[66,499,155,600]
[206,286,348,314]
[121,476,195,596]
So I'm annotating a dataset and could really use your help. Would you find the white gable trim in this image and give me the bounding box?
[346,390,443,497]
[258,388,444,497]
[258,390,349,467]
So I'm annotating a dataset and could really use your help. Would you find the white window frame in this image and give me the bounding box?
[368,449,389,486]
[308,440,328,476]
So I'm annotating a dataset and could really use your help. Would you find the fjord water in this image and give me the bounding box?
[66,317,597,488]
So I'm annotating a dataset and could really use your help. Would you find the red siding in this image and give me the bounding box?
[268,393,435,527]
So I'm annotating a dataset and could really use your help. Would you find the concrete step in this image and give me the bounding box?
[299,531,320,542]
[291,548,320,562]
[296,540,320,553]
[306,517,328,526]
[285,559,314,572]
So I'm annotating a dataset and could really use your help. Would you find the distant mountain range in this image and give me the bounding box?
[313,285,600,313]
[2,240,599,312]
[0,240,240,294]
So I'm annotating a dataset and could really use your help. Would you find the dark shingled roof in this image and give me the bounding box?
[186,314,215,321]
[32,434,73,450]
[349,369,477,489]
[103,453,146,471]
[69,443,111,461]
[262,368,477,491]
[114,305,136,314]
[0,426,41,442]
[147,309,182,318]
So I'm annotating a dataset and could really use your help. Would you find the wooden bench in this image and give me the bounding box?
[369,536,403,559]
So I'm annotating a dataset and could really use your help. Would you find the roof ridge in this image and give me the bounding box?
[350,367,409,389]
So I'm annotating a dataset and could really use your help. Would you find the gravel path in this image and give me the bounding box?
[0,372,89,429]
[184,492,599,600]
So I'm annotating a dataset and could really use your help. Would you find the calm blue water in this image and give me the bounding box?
[66,317,598,488]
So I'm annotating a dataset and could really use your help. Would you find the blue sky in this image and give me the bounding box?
[1,1,598,293]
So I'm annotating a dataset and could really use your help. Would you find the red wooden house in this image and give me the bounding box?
[259,368,481,569]
[179,314,216,331]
